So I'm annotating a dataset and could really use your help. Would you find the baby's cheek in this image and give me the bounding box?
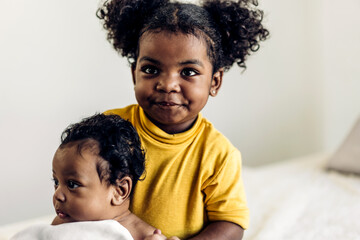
[72,207,90,221]
[72,199,104,221]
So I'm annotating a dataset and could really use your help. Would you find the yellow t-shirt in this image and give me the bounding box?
[105,105,249,239]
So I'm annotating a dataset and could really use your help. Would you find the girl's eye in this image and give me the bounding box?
[181,68,198,77]
[141,66,159,75]
[67,180,80,190]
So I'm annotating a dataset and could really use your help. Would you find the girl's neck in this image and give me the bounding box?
[145,112,198,134]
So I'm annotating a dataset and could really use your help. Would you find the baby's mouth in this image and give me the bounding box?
[56,209,69,219]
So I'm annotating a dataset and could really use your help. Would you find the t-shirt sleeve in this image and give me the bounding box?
[202,149,249,229]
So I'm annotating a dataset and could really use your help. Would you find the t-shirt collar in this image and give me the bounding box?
[138,107,202,145]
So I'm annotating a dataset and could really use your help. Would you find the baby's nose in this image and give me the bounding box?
[53,187,66,202]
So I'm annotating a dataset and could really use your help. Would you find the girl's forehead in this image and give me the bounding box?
[138,31,210,59]
[139,30,207,49]
[137,30,215,68]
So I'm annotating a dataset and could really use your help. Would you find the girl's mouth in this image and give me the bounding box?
[157,101,178,106]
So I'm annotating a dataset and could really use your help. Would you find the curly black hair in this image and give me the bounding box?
[97,0,269,72]
[60,114,145,193]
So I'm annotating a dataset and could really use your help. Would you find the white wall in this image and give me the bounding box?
[204,0,324,166]
[321,0,360,151]
[0,0,359,225]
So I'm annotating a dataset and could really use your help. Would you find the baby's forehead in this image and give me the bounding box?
[59,139,100,155]
[77,139,101,155]
[53,140,107,182]
[54,139,104,170]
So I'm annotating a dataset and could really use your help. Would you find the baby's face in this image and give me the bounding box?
[52,141,114,223]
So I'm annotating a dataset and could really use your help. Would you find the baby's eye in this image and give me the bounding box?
[181,68,198,77]
[52,178,59,189]
[141,65,159,75]
[67,180,80,190]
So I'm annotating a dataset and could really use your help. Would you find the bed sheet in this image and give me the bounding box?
[242,153,360,240]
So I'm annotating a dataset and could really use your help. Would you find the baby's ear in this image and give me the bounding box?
[111,176,132,206]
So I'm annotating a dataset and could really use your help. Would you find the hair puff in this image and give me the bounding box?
[202,0,269,70]
[97,0,168,63]
[98,0,269,71]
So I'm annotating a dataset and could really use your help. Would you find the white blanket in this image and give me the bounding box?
[10,220,133,240]
[243,153,360,240]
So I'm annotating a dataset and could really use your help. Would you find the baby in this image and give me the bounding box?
[12,114,160,240]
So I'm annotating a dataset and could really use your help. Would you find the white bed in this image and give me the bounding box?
[243,153,360,240]
[1,153,359,240]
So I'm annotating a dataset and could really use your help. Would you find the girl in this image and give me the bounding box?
[97,0,269,239]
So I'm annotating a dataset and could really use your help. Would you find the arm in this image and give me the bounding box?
[193,149,247,240]
[188,221,244,240]
[144,230,181,240]
[197,150,247,240]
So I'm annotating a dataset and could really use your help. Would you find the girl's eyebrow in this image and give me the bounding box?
[179,60,204,67]
[139,57,204,67]
[139,56,160,65]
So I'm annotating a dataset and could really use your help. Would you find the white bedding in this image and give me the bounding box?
[10,220,133,240]
[1,153,359,240]
[243,153,360,240]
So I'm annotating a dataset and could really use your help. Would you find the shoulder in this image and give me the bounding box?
[197,116,241,168]
[120,213,155,240]
[104,104,139,123]
[199,116,238,153]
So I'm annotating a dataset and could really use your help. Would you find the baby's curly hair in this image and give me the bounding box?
[97,0,269,72]
[60,114,145,193]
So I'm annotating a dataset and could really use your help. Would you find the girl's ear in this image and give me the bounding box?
[209,68,224,97]
[111,176,132,206]
[131,64,136,85]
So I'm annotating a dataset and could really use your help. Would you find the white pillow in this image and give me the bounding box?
[327,117,360,175]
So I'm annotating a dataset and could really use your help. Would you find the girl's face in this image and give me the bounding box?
[52,142,115,223]
[132,31,223,134]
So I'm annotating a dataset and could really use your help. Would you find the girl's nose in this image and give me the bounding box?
[53,187,66,202]
[155,74,180,93]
